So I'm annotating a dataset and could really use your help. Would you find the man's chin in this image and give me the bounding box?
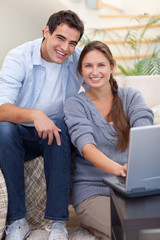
[52,57,67,64]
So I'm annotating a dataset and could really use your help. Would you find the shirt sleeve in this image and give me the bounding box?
[0,48,25,105]
[125,88,154,127]
[64,95,96,155]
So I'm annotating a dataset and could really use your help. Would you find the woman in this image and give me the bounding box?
[64,41,153,240]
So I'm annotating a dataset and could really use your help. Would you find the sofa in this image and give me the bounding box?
[0,75,160,239]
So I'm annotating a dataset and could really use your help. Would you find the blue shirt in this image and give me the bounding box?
[0,38,83,124]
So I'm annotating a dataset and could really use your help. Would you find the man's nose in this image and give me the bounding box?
[61,41,69,52]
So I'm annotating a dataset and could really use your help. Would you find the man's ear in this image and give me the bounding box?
[43,26,50,39]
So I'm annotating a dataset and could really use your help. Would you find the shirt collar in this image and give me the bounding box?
[32,38,43,66]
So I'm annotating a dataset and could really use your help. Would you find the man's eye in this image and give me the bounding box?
[70,42,77,47]
[57,36,64,41]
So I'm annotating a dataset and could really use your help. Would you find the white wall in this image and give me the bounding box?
[0,1,38,68]
[122,0,160,14]
[0,0,159,68]
[102,0,160,14]
[0,0,67,68]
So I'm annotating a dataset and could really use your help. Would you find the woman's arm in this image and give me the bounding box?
[82,143,127,177]
[64,95,127,177]
[125,88,154,127]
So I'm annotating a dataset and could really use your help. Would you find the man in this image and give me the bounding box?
[0,10,84,240]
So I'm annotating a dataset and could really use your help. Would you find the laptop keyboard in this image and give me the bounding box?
[117,176,126,187]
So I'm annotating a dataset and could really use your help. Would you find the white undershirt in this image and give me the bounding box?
[34,59,63,119]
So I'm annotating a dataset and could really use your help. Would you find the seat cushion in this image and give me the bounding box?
[152,105,160,125]
[24,156,51,230]
[0,169,8,239]
[124,75,160,108]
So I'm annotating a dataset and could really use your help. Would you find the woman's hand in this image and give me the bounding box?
[120,163,127,177]
[114,163,127,177]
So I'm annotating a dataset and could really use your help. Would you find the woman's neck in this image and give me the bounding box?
[86,87,114,122]
[86,86,113,101]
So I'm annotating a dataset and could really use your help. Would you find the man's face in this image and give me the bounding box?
[41,23,80,64]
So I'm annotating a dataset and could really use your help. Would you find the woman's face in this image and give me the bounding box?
[81,49,113,89]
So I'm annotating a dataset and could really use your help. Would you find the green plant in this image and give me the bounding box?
[118,53,160,76]
[116,16,160,75]
[80,15,160,76]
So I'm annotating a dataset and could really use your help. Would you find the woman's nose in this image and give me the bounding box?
[92,66,98,75]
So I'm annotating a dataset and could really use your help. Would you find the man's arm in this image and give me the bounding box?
[0,103,61,145]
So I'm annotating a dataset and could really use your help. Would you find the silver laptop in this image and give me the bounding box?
[103,125,160,197]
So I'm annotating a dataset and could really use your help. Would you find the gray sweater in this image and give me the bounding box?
[64,87,154,207]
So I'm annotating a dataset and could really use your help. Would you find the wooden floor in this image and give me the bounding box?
[66,205,81,228]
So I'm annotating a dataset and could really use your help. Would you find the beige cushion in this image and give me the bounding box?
[0,157,50,234]
[116,76,125,87]
[152,105,160,125]
[124,75,160,108]
[24,156,51,230]
[0,170,8,239]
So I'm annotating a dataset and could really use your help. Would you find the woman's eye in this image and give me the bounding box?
[86,64,91,68]
[99,64,105,67]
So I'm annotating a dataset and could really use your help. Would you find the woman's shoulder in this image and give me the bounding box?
[118,87,142,99]
[64,91,87,110]
[65,91,86,102]
[118,87,147,111]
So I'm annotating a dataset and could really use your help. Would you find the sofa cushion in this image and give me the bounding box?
[24,156,51,230]
[0,170,8,239]
[124,75,160,108]
[152,105,160,125]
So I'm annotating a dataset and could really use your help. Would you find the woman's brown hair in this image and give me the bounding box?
[77,41,130,151]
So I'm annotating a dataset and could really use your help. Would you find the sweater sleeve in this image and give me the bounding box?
[64,95,96,155]
[125,88,154,127]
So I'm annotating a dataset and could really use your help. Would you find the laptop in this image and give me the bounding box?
[103,125,160,197]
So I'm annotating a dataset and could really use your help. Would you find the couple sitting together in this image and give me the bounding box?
[0,9,153,240]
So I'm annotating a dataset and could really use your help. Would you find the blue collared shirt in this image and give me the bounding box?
[0,38,84,122]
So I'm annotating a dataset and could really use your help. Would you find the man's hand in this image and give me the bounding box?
[0,104,61,145]
[33,110,61,145]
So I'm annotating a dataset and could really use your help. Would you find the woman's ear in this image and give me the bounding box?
[110,64,114,74]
